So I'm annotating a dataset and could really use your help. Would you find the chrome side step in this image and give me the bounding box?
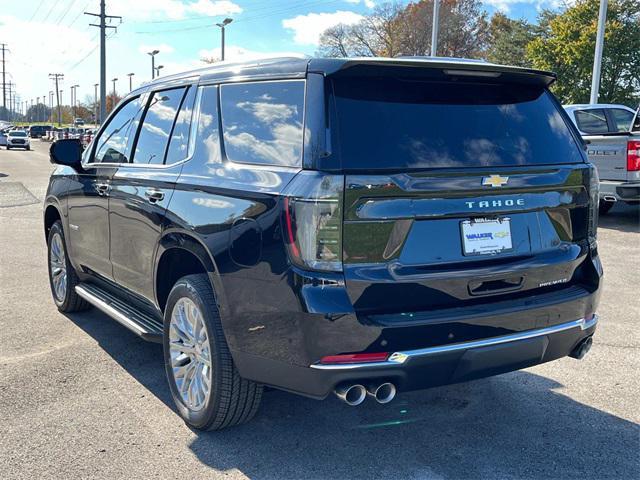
[75,283,163,343]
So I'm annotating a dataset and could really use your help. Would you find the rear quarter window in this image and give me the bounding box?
[331,77,584,170]
[220,80,304,167]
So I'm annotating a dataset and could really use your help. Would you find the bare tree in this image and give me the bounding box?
[317,0,489,59]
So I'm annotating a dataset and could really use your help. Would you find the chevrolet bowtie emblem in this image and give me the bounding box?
[482,175,509,187]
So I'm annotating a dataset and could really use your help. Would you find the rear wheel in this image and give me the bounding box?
[163,274,262,430]
[599,200,615,215]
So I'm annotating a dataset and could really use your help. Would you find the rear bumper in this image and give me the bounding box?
[600,180,640,203]
[233,314,598,399]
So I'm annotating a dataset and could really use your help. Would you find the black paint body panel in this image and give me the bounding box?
[43,57,602,399]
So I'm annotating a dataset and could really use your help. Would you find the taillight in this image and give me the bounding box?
[628,140,640,171]
[283,172,344,272]
[587,165,599,246]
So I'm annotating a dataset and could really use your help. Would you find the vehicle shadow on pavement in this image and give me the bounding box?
[65,310,639,480]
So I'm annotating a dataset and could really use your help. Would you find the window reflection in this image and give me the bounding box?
[220,81,304,167]
[134,88,186,165]
[94,96,142,164]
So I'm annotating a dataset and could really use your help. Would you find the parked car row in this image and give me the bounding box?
[42,127,96,147]
[563,103,640,214]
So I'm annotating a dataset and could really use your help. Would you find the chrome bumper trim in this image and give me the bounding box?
[310,315,598,371]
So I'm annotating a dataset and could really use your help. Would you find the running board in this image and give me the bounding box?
[75,283,163,343]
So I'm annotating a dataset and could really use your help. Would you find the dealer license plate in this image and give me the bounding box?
[461,218,513,256]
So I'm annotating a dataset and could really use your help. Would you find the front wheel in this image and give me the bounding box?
[47,221,90,312]
[163,274,263,431]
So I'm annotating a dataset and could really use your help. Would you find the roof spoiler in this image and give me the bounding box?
[310,58,557,87]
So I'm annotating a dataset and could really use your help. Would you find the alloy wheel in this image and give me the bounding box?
[49,233,67,302]
[169,298,212,412]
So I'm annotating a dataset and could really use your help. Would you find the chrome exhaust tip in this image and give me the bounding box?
[367,382,397,404]
[570,336,593,360]
[334,384,367,406]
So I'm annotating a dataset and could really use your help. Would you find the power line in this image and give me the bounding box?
[28,0,46,22]
[55,0,79,26]
[41,1,58,23]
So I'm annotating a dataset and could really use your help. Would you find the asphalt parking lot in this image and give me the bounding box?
[1,140,638,480]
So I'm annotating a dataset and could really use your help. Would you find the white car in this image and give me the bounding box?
[6,130,31,150]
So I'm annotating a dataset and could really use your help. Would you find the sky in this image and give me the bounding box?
[1,0,567,109]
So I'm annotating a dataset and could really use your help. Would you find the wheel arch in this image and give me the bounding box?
[154,230,227,317]
[44,204,62,239]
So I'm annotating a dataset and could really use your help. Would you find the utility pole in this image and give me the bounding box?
[86,1,121,124]
[431,0,440,57]
[0,43,7,120]
[49,91,54,123]
[216,18,233,61]
[49,73,64,126]
[71,84,79,120]
[7,82,13,122]
[590,0,608,104]
[93,83,98,124]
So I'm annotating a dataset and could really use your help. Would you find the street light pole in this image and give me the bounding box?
[112,77,118,97]
[431,0,440,56]
[127,72,135,91]
[148,49,159,79]
[590,0,608,104]
[215,18,233,61]
[154,65,164,78]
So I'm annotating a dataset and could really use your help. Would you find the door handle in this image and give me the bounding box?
[145,189,165,203]
[96,182,111,195]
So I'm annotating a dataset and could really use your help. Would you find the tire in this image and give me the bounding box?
[599,200,614,215]
[163,274,263,431]
[26,146,30,151]
[47,221,91,312]
[6,146,9,150]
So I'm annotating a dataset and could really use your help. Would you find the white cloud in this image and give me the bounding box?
[138,43,175,55]
[282,11,364,46]
[0,15,94,103]
[189,0,242,16]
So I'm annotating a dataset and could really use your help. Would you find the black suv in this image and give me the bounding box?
[29,125,53,138]
[44,57,602,430]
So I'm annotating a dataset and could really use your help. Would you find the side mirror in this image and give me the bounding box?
[50,139,83,170]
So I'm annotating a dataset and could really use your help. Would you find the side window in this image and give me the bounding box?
[93,96,142,163]
[190,86,222,166]
[165,87,196,165]
[220,80,304,167]
[132,87,186,165]
[574,109,609,134]
[609,109,634,133]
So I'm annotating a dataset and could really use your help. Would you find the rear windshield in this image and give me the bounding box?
[330,77,583,170]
